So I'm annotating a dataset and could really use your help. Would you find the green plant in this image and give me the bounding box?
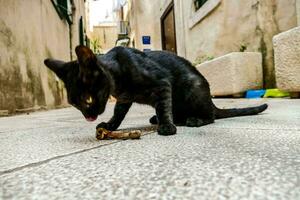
[90,38,102,54]
[192,55,215,66]
[239,44,247,52]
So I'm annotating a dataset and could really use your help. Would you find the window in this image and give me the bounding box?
[51,0,73,24]
[189,0,221,29]
[194,0,208,11]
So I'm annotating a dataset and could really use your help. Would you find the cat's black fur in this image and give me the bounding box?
[44,45,268,136]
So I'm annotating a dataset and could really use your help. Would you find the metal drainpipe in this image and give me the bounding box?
[69,23,73,60]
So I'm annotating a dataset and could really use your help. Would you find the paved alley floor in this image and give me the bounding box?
[0,99,300,199]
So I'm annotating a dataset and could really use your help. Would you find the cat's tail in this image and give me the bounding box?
[214,103,268,119]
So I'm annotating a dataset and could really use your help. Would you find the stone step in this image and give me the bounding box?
[0,110,9,117]
[196,52,263,96]
[273,26,300,92]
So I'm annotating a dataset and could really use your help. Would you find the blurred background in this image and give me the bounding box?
[0,0,299,115]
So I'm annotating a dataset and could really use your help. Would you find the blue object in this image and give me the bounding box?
[142,36,151,45]
[246,90,266,98]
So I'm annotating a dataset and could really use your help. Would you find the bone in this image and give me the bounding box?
[96,128,141,140]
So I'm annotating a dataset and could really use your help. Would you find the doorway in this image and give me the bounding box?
[161,2,177,54]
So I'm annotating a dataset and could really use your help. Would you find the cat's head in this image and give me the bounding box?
[44,45,111,122]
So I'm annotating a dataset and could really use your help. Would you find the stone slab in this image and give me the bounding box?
[1,122,300,199]
[0,103,155,172]
[196,52,263,96]
[273,26,300,92]
[1,99,300,199]
[0,110,9,116]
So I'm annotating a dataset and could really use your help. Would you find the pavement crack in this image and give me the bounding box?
[0,131,155,177]
[0,141,120,176]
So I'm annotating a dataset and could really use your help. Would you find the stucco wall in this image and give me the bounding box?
[128,0,297,88]
[71,0,87,59]
[182,0,296,88]
[128,0,172,50]
[0,0,85,112]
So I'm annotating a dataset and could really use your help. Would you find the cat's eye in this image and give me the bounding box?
[86,96,93,104]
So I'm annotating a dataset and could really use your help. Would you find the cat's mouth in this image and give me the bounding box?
[85,116,98,122]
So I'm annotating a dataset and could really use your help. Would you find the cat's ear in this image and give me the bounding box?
[75,45,97,67]
[75,45,101,83]
[44,59,67,81]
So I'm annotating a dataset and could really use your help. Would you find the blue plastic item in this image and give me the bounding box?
[245,90,266,98]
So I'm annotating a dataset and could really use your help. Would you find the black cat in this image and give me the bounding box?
[44,45,268,136]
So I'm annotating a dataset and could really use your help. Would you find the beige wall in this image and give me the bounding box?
[297,0,300,25]
[127,0,297,88]
[71,0,87,59]
[180,0,296,88]
[0,0,85,112]
[127,0,172,50]
[91,25,118,53]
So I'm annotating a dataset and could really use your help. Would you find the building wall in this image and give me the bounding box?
[127,0,172,50]
[71,0,87,59]
[0,0,85,112]
[297,0,300,25]
[91,24,118,53]
[127,0,297,88]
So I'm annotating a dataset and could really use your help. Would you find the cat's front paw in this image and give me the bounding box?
[157,123,177,136]
[96,122,117,131]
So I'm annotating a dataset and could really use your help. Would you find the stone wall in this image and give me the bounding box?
[0,0,85,113]
[128,0,297,88]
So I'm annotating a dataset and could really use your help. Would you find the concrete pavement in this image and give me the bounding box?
[0,99,300,199]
